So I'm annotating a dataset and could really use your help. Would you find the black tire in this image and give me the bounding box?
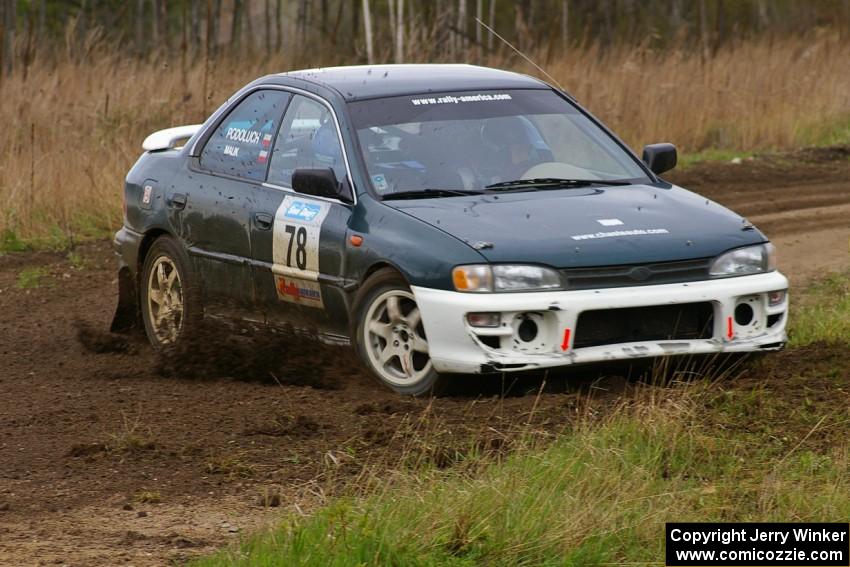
[352,268,444,396]
[140,235,203,351]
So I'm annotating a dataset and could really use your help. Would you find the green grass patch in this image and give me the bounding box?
[789,271,850,346]
[196,411,850,566]
[16,267,50,289]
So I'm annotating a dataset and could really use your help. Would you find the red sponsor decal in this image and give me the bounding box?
[276,276,321,302]
[277,277,300,300]
[726,316,734,339]
[257,150,269,164]
[262,133,273,147]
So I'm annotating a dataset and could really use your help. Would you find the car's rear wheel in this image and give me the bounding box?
[140,236,201,350]
[353,269,443,396]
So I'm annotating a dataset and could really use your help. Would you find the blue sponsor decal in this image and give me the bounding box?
[284,201,322,221]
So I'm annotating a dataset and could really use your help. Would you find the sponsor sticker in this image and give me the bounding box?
[225,127,262,145]
[597,218,623,226]
[371,174,390,193]
[257,150,269,164]
[410,93,513,106]
[274,275,323,307]
[571,228,669,241]
[284,201,322,222]
[262,133,273,147]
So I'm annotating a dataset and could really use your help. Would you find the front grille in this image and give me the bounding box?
[561,258,711,290]
[573,302,715,349]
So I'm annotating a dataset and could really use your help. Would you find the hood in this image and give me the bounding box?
[386,184,766,268]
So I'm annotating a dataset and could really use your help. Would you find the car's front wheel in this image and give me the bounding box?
[353,269,442,396]
[140,235,202,350]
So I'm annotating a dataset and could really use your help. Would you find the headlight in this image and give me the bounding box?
[452,264,562,292]
[709,243,776,278]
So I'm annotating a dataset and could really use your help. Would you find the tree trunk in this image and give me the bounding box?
[275,0,283,52]
[264,0,271,55]
[190,0,202,56]
[388,0,396,49]
[561,0,568,48]
[698,0,710,62]
[395,0,404,63]
[231,0,242,51]
[151,0,159,44]
[487,0,495,50]
[38,0,45,42]
[457,0,466,54]
[4,0,17,76]
[136,0,145,53]
[211,0,222,56]
[475,0,482,60]
[362,0,373,63]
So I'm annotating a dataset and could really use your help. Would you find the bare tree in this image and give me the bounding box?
[231,0,243,51]
[561,0,568,48]
[394,0,404,63]
[264,0,271,54]
[275,0,283,52]
[362,0,374,64]
[191,0,202,55]
[136,0,145,53]
[487,0,495,51]
[457,0,466,54]
[3,0,16,76]
[475,0,482,59]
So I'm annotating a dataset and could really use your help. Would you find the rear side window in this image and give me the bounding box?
[267,95,346,188]
[200,90,291,181]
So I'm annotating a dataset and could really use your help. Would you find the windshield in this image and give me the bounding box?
[349,89,650,196]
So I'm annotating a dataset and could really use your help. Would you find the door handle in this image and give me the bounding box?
[254,212,274,230]
[170,193,187,209]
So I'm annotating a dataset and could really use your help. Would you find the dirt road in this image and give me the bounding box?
[0,149,848,566]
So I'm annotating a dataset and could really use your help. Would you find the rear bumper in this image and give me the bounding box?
[110,226,144,333]
[113,225,144,274]
[412,271,788,374]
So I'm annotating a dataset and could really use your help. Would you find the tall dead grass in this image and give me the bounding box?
[2,34,849,247]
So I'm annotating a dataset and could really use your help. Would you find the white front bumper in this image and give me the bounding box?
[412,271,789,374]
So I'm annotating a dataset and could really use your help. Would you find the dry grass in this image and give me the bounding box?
[2,34,849,247]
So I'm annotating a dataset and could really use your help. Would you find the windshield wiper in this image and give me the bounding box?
[485,178,633,191]
[381,188,481,200]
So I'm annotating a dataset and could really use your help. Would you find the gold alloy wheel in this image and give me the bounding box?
[146,255,185,345]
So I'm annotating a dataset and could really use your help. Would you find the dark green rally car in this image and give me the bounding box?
[113,64,788,395]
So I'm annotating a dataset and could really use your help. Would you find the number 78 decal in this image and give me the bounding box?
[284,224,308,270]
[272,196,331,281]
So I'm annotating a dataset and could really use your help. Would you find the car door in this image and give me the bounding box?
[248,93,353,336]
[175,89,291,317]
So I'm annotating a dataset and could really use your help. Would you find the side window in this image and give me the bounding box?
[267,95,346,188]
[200,90,290,181]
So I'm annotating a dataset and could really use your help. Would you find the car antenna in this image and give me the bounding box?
[474,17,566,92]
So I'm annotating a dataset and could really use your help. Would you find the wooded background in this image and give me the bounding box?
[2,0,850,77]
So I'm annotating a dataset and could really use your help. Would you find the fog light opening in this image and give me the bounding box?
[517,318,538,342]
[734,303,754,326]
[467,312,501,328]
[767,289,787,307]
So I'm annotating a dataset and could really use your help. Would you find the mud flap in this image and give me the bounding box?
[110,266,141,334]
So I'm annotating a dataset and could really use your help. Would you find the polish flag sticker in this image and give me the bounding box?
[262,133,273,147]
[257,150,269,164]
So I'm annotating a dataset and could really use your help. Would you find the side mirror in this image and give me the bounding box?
[292,168,347,200]
[642,143,677,175]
